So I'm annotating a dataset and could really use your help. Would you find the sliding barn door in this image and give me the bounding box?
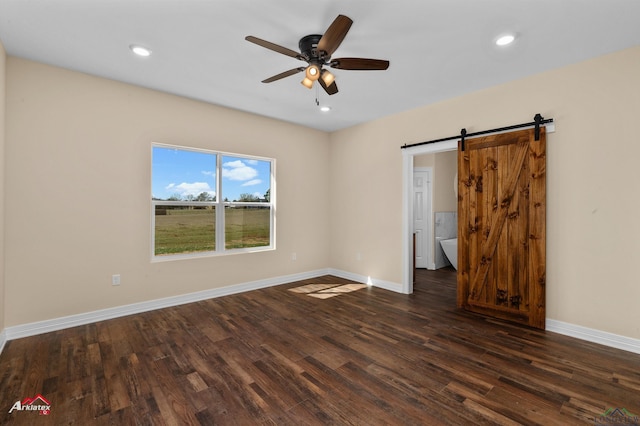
[457,128,546,329]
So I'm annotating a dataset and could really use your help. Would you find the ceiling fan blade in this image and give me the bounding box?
[331,58,390,70]
[245,36,304,60]
[262,67,305,83]
[317,15,353,57]
[318,78,339,95]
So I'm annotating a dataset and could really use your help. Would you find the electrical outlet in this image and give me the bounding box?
[291,252,297,261]
[112,274,121,286]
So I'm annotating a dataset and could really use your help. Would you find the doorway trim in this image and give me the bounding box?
[401,140,457,294]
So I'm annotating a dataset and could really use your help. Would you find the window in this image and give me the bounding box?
[152,144,274,260]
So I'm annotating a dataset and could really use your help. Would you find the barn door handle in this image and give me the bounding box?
[496,289,508,305]
[510,295,522,309]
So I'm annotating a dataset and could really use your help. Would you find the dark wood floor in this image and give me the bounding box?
[1,269,639,425]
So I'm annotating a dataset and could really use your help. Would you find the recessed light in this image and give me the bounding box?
[319,106,331,112]
[495,34,515,46]
[130,44,152,57]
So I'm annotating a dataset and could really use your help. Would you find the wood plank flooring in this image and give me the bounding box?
[1,269,639,425]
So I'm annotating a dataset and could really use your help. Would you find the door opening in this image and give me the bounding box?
[402,140,457,294]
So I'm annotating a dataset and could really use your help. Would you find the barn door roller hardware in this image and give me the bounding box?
[401,113,554,151]
[460,128,467,152]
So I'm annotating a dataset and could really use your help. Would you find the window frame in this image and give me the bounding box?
[151,143,275,262]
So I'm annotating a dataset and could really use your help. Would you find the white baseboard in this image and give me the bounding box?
[3,269,331,343]
[0,329,7,355]
[546,319,640,355]
[328,268,402,293]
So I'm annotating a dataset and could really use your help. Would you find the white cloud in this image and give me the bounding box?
[222,160,258,181]
[201,170,215,176]
[241,179,262,187]
[165,182,215,198]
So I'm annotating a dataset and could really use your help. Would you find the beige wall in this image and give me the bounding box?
[3,46,640,342]
[433,151,457,213]
[328,121,404,285]
[413,152,457,214]
[330,46,640,339]
[0,41,5,334]
[414,154,434,168]
[4,58,331,326]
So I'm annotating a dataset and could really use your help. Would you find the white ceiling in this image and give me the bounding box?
[1,0,639,132]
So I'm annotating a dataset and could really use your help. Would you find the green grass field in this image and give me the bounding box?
[154,207,270,255]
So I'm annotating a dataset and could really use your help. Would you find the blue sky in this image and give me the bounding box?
[152,146,271,201]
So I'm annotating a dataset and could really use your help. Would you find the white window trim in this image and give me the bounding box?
[151,143,276,262]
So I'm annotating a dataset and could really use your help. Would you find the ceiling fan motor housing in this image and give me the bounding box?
[299,34,325,62]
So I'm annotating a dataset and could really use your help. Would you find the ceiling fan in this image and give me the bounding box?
[245,15,389,96]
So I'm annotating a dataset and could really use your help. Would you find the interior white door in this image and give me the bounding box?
[413,168,432,269]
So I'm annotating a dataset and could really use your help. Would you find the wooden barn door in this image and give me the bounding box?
[457,127,546,329]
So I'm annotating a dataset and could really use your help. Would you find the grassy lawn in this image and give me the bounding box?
[224,207,271,249]
[154,207,270,255]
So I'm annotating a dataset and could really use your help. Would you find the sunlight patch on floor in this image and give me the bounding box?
[288,284,339,293]
[288,283,368,299]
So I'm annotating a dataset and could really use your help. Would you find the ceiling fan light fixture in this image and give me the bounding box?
[301,77,314,89]
[320,69,335,86]
[305,65,320,81]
